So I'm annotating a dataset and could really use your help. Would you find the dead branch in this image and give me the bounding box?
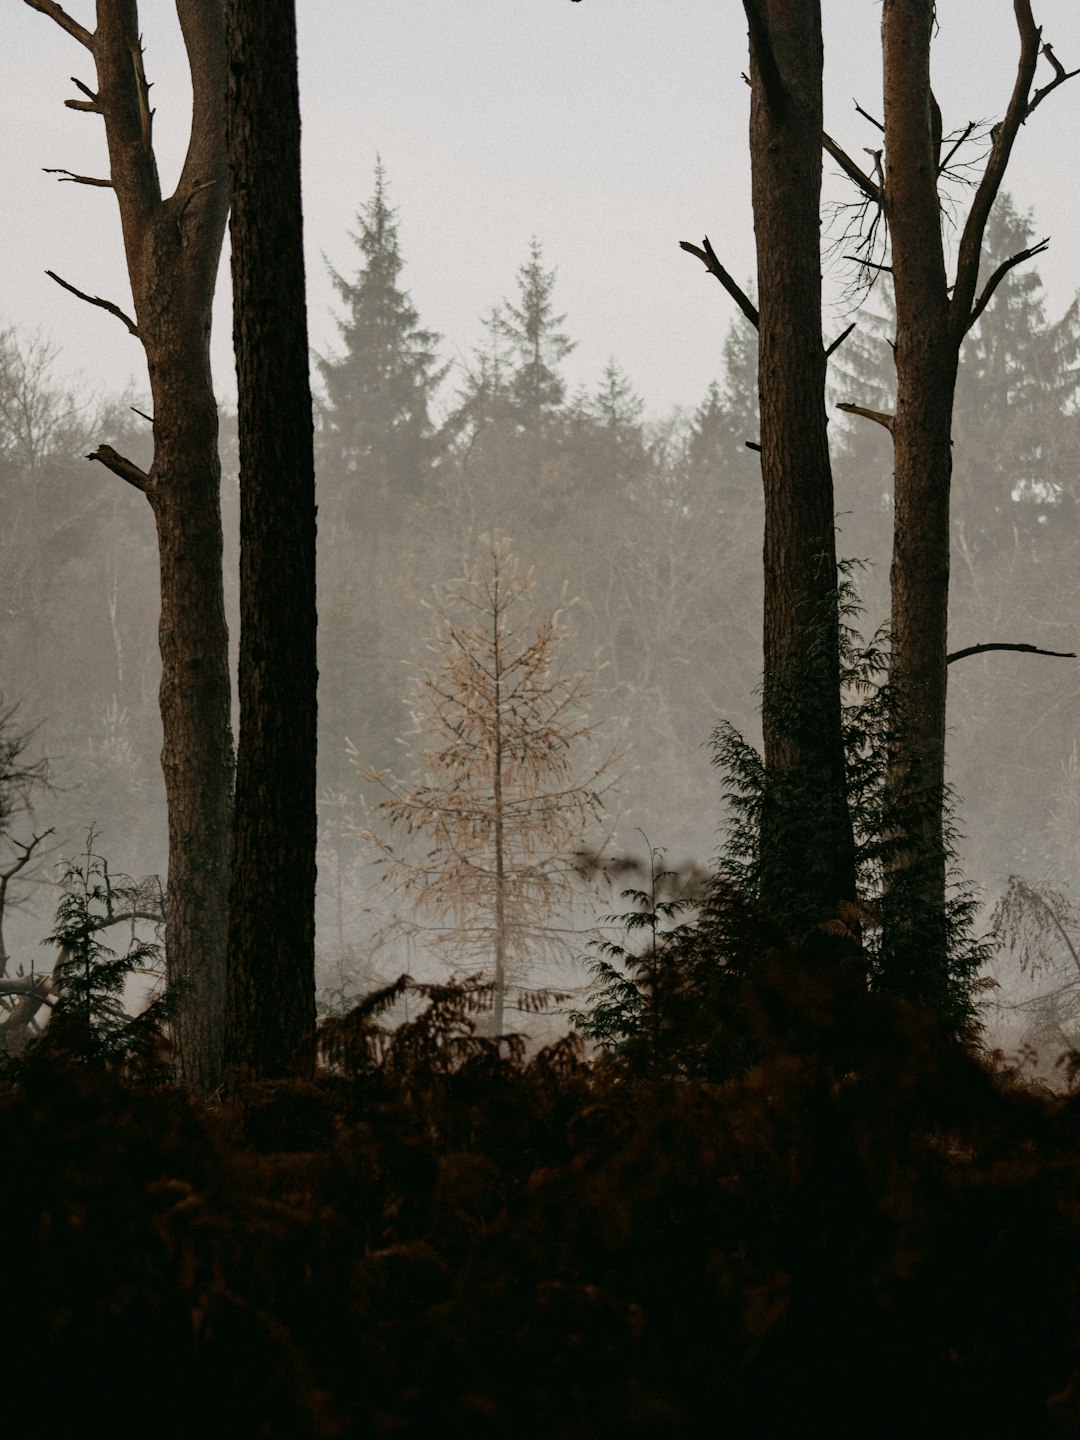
[822,132,881,204]
[825,322,857,358]
[0,974,56,999]
[43,167,112,188]
[937,119,977,177]
[745,440,762,453]
[853,99,884,133]
[22,0,92,48]
[678,237,759,328]
[0,829,55,977]
[742,0,787,116]
[1026,40,1080,122]
[965,238,1050,335]
[65,74,101,112]
[86,444,149,494]
[843,255,892,273]
[947,642,1076,665]
[836,401,894,434]
[45,270,140,338]
[949,1,1043,342]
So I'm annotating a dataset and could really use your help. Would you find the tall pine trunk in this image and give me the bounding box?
[91,0,232,1092]
[880,0,955,994]
[746,1,857,950]
[223,0,318,1084]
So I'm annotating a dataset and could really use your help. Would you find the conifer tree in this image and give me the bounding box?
[318,162,446,515]
[356,536,620,1036]
[318,165,447,790]
[497,238,576,430]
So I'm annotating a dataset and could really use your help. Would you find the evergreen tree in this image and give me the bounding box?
[317,161,447,515]
[497,237,576,430]
[952,194,1080,558]
[317,165,446,792]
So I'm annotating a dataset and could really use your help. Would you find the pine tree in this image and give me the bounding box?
[497,237,576,430]
[952,194,1080,558]
[355,536,621,1036]
[317,161,447,515]
[318,165,447,791]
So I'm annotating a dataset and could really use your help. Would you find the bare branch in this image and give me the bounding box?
[0,974,56,999]
[22,0,92,49]
[678,238,759,328]
[64,74,101,112]
[45,270,140,338]
[0,829,55,977]
[825,322,857,358]
[86,445,149,494]
[43,167,112,188]
[843,255,892,272]
[1026,40,1080,122]
[950,0,1042,341]
[822,132,881,203]
[745,440,762,453]
[937,120,977,177]
[131,405,154,425]
[836,401,894,434]
[947,642,1076,665]
[965,238,1050,335]
[853,99,884,133]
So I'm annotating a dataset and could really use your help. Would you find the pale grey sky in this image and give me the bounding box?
[4,1,1079,418]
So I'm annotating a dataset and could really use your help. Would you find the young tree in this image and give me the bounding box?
[24,0,233,1092]
[223,0,318,1085]
[356,536,620,1036]
[497,238,576,432]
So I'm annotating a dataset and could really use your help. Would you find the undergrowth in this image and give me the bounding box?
[3,967,1080,1439]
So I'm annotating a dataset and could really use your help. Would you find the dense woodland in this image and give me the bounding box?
[4,1,1080,1433]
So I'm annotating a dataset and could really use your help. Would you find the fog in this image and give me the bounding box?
[2,3,1079,1062]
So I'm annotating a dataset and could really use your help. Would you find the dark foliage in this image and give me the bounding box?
[4,970,1080,1438]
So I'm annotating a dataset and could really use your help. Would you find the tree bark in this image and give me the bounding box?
[746,1,857,949]
[25,0,235,1092]
[880,0,956,990]
[223,0,318,1084]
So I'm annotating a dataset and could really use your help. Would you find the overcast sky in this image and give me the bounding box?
[4,1,1079,420]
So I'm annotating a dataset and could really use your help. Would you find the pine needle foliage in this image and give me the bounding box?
[355,535,621,1033]
[573,574,987,1074]
[41,828,172,1069]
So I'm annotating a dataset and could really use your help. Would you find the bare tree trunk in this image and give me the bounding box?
[223,0,317,1084]
[745,1,857,950]
[880,0,955,992]
[25,0,233,1092]
[878,0,1062,1008]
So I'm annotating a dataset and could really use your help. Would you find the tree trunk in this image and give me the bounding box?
[880,0,955,994]
[93,0,233,1092]
[746,1,857,949]
[223,0,318,1085]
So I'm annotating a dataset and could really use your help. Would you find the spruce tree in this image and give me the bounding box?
[318,161,446,516]
[497,237,576,430]
[317,165,446,792]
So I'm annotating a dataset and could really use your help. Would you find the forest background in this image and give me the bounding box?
[3,0,1080,1053]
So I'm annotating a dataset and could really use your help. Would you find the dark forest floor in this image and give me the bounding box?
[4,971,1080,1439]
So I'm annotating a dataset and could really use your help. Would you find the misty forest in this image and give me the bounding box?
[5,2,1080,1436]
